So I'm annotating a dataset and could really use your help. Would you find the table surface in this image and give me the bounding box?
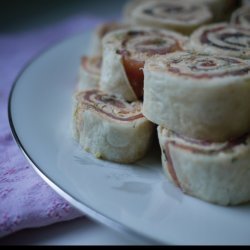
[0,1,147,245]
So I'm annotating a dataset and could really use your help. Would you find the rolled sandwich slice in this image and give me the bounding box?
[231,5,250,29]
[189,23,250,60]
[89,22,128,56]
[77,56,102,91]
[158,126,250,206]
[143,51,250,142]
[123,0,239,23]
[123,0,237,23]
[128,0,212,35]
[100,27,188,101]
[73,89,154,164]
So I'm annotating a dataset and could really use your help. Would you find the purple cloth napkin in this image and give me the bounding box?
[0,14,105,238]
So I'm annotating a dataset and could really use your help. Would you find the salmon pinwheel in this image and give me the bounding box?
[127,0,212,35]
[123,0,237,23]
[77,56,102,91]
[143,52,250,142]
[158,126,250,206]
[100,27,188,101]
[73,89,154,163]
[189,23,250,60]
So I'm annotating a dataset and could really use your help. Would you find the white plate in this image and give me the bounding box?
[8,32,250,245]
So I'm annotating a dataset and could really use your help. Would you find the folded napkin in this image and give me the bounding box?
[0,14,105,238]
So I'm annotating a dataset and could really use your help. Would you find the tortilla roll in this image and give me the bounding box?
[73,89,154,163]
[143,51,250,142]
[123,0,237,23]
[189,23,250,60]
[100,27,188,101]
[127,0,212,35]
[158,126,250,206]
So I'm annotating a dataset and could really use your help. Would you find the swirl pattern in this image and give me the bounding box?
[162,52,250,79]
[116,29,186,60]
[76,90,143,122]
[129,1,212,35]
[190,23,250,59]
[163,128,249,155]
[101,27,187,100]
[142,3,205,23]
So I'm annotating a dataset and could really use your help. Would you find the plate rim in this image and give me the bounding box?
[7,32,163,245]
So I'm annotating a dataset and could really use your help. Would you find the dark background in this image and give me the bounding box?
[0,0,128,32]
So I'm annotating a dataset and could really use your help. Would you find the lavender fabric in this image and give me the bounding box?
[0,14,106,238]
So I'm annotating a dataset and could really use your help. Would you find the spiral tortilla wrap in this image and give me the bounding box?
[158,126,250,206]
[127,1,212,35]
[73,89,154,163]
[143,51,250,142]
[100,27,188,101]
[189,23,250,60]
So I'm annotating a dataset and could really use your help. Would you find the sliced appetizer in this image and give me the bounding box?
[123,0,237,22]
[100,27,188,101]
[73,89,154,164]
[143,51,250,142]
[189,23,250,60]
[158,126,250,206]
[77,56,102,91]
[128,0,212,35]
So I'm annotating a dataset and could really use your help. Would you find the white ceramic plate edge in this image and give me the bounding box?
[7,33,163,245]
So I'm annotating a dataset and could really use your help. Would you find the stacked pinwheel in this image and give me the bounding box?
[73,0,250,206]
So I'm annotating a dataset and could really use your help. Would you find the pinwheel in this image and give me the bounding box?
[127,0,212,35]
[189,23,250,60]
[73,89,154,163]
[158,126,250,206]
[100,27,188,101]
[143,52,250,142]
